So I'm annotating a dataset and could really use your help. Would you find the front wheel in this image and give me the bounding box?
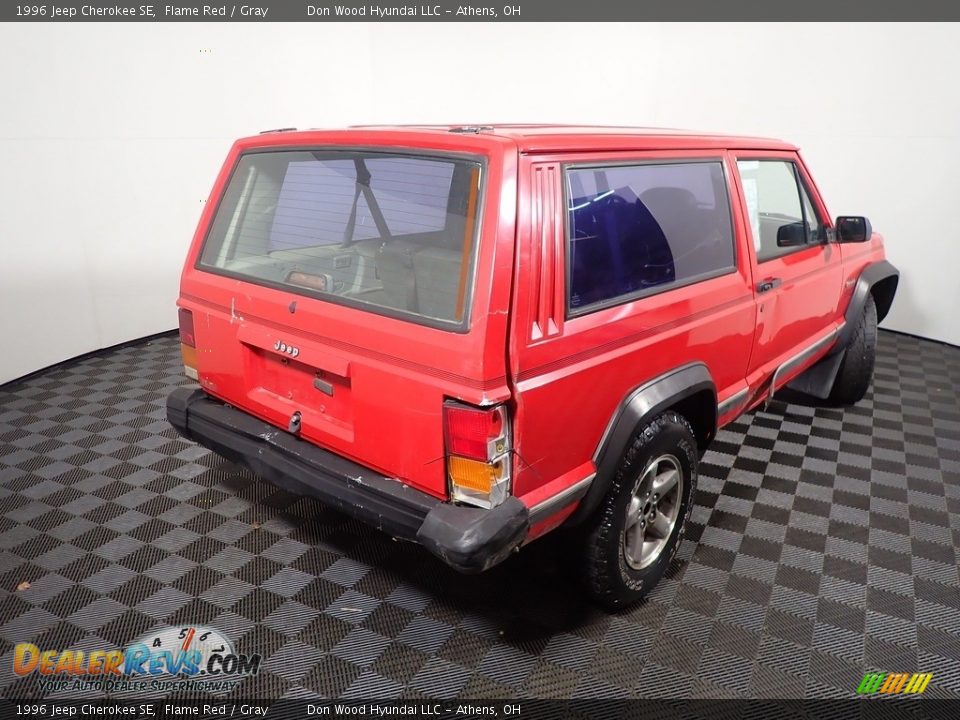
[828,294,878,405]
[579,411,697,610]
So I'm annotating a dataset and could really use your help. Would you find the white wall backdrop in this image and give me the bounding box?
[1,22,958,384]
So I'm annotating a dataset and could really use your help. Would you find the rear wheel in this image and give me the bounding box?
[829,294,878,405]
[579,411,697,610]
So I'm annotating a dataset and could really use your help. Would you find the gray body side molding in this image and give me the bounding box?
[788,259,899,399]
[567,362,716,526]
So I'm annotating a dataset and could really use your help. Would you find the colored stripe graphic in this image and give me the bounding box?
[881,673,908,693]
[857,672,932,695]
[905,673,933,694]
[857,673,886,694]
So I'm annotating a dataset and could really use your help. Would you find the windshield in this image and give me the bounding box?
[198,149,483,328]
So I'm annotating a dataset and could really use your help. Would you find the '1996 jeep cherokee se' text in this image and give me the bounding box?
[168,125,898,608]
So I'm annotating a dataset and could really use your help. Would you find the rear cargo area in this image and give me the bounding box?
[177,136,513,499]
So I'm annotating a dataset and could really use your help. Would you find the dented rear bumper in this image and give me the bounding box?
[166,388,528,573]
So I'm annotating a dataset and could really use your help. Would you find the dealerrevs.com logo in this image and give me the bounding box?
[857,672,933,695]
[13,625,261,695]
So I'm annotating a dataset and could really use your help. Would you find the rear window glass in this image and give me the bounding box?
[199,150,483,327]
[565,161,735,313]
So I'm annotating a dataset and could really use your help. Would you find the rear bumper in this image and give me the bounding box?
[166,388,528,573]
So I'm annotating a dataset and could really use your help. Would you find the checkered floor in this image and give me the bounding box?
[1,330,958,701]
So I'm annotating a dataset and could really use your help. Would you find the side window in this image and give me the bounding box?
[737,159,824,262]
[565,161,735,313]
[798,181,825,244]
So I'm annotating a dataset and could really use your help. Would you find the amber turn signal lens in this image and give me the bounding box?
[447,456,500,493]
[180,344,198,380]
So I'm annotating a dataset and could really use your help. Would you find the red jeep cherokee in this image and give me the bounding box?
[168,125,898,608]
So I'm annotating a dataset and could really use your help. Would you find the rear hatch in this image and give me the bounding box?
[178,131,515,499]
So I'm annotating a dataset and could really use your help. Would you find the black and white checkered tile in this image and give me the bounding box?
[0,331,958,700]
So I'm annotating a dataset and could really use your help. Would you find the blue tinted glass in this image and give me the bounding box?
[566,162,734,311]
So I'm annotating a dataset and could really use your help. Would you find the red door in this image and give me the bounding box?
[730,151,843,395]
[509,150,757,535]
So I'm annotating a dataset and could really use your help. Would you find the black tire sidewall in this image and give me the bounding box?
[860,296,879,375]
[599,413,697,599]
[831,295,878,404]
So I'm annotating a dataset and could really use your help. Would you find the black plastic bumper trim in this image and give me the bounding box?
[166,388,528,573]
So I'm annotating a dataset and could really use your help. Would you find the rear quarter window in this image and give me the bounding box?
[565,160,735,314]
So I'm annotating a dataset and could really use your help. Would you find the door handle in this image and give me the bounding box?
[756,278,782,293]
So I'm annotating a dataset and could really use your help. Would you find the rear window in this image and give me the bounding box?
[198,150,483,328]
[565,161,735,313]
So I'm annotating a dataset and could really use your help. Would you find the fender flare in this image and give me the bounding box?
[787,259,898,399]
[836,259,899,349]
[566,362,716,526]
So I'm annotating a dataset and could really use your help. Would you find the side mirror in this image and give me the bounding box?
[776,221,807,247]
[836,216,872,243]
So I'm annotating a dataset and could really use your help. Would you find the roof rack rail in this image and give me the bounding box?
[259,127,297,134]
[449,126,493,134]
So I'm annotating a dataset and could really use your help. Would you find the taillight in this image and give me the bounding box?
[178,308,196,347]
[444,404,504,460]
[178,308,198,380]
[443,402,511,508]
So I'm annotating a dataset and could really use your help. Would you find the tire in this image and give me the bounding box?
[579,411,698,610]
[828,294,878,405]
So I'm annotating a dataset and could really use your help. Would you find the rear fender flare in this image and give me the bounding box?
[567,362,716,526]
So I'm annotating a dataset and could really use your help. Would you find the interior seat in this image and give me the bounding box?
[377,240,421,311]
[352,239,383,259]
[413,247,463,321]
[640,186,732,279]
